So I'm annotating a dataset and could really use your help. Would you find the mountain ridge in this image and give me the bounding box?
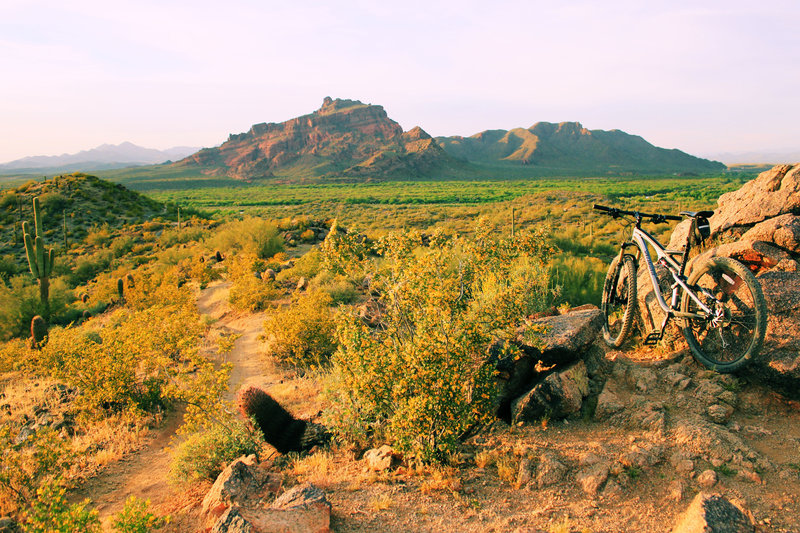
[0,142,200,173]
[174,98,724,181]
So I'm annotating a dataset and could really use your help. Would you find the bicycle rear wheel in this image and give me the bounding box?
[601,254,637,347]
[680,256,766,372]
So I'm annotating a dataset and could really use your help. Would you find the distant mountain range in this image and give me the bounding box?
[3,99,732,182]
[0,142,200,173]
[174,97,724,182]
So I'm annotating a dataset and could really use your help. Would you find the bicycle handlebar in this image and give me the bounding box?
[592,204,682,223]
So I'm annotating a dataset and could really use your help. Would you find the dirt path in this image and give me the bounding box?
[74,279,272,530]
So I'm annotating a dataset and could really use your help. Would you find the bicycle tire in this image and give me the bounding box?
[680,256,766,373]
[601,254,637,348]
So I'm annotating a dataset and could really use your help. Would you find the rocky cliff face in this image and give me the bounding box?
[178,97,456,181]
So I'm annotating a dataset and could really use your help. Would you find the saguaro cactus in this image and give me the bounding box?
[23,197,55,313]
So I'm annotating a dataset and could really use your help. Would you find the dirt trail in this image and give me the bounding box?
[74,280,271,529]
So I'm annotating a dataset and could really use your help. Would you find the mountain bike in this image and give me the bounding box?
[593,204,766,373]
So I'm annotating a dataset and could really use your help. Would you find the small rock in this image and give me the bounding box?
[697,469,718,488]
[676,460,695,475]
[719,390,738,407]
[737,469,762,484]
[577,463,609,496]
[363,445,398,471]
[296,277,309,291]
[516,455,536,488]
[536,452,568,488]
[578,452,602,467]
[261,269,276,281]
[671,493,754,533]
[594,385,624,420]
[667,480,684,502]
[707,404,735,424]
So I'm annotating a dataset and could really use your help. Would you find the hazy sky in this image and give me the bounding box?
[1,0,798,162]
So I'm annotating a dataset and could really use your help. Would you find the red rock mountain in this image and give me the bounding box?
[177,97,459,181]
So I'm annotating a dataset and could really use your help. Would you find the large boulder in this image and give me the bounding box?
[753,270,800,394]
[495,307,602,419]
[211,482,332,533]
[671,493,754,533]
[202,455,282,525]
[712,163,800,237]
[517,307,604,366]
[661,164,800,395]
[510,360,589,423]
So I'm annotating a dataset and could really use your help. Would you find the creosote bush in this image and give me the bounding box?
[324,220,554,462]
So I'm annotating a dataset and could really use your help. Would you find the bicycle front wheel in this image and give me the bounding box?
[601,254,637,348]
[680,256,766,373]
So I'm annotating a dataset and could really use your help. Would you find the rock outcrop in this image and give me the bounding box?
[496,306,603,422]
[651,164,800,394]
[177,97,459,181]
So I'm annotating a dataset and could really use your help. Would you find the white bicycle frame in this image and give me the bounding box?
[629,226,714,319]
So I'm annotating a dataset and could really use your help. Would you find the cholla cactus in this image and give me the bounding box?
[23,197,55,312]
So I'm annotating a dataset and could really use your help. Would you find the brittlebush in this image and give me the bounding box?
[324,221,554,462]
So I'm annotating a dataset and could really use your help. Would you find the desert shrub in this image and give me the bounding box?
[69,249,113,285]
[0,254,21,282]
[85,223,112,247]
[158,226,205,248]
[25,480,101,533]
[324,221,553,462]
[38,278,214,412]
[310,271,359,304]
[276,249,322,282]
[0,191,18,209]
[0,276,70,341]
[169,417,260,483]
[38,191,69,216]
[208,217,283,259]
[111,496,168,532]
[188,257,222,287]
[263,290,337,369]
[300,228,315,242]
[318,220,370,280]
[228,253,282,311]
[0,427,75,516]
[110,235,135,258]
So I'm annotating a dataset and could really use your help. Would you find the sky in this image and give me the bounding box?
[1,0,799,163]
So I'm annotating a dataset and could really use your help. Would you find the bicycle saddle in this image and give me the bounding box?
[679,210,714,218]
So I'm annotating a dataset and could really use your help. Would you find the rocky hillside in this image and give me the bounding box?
[176,97,462,182]
[0,173,171,259]
[437,121,725,175]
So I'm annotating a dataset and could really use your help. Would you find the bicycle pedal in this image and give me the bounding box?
[643,332,663,345]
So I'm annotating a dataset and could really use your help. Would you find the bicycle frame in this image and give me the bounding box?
[627,226,714,319]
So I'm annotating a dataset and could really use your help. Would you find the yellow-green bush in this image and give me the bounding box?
[228,253,282,311]
[324,222,553,462]
[169,417,260,483]
[208,217,283,259]
[263,290,336,369]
